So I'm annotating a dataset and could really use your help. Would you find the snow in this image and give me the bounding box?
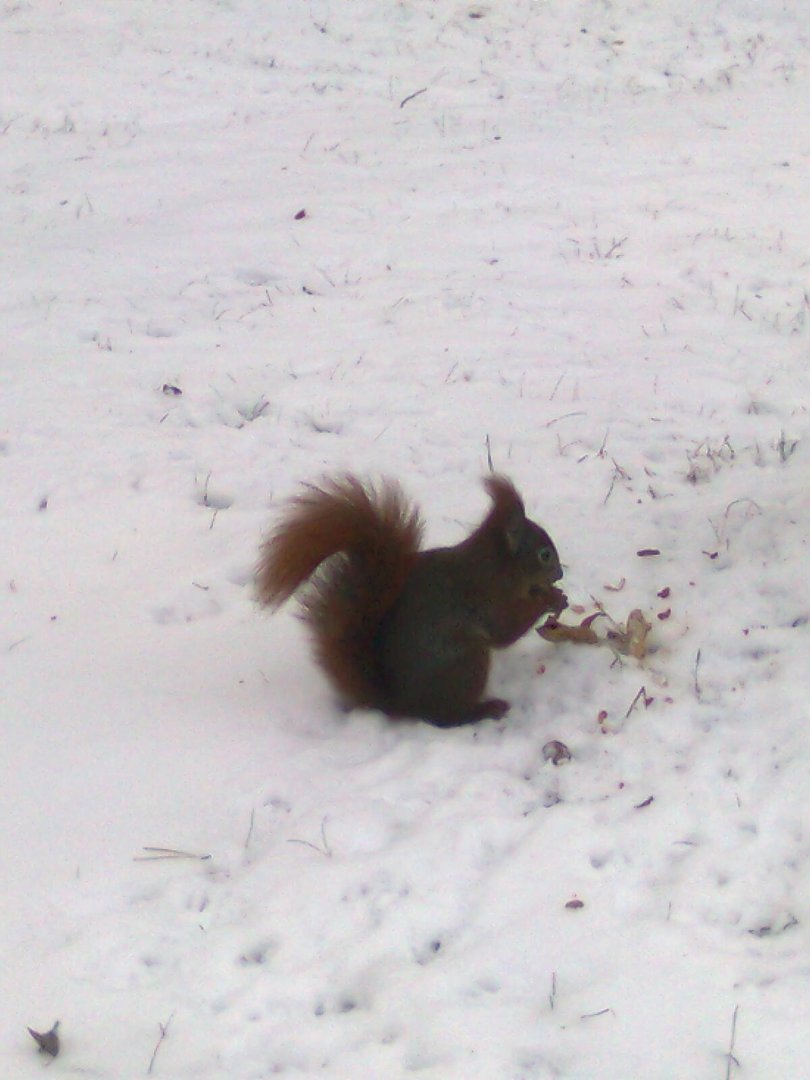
[3,0,810,1076]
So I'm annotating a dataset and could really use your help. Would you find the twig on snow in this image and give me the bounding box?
[147,1012,175,1075]
[624,685,652,719]
[288,818,332,858]
[725,1004,740,1079]
[544,411,586,428]
[548,373,565,401]
[733,286,752,320]
[135,847,212,862]
[603,458,631,504]
[244,808,256,850]
[593,236,627,260]
[485,433,494,473]
[400,87,427,109]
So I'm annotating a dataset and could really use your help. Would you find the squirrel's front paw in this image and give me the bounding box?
[548,587,568,615]
[530,584,568,615]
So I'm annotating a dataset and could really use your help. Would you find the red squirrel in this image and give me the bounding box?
[256,474,566,727]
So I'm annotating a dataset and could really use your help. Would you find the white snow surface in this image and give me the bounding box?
[3,1,810,1077]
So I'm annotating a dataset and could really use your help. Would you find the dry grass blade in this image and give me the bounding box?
[147,1013,175,1075]
[135,847,212,862]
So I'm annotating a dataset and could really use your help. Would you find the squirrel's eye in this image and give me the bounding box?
[538,547,552,564]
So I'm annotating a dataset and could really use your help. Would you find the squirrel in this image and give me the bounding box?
[256,474,567,727]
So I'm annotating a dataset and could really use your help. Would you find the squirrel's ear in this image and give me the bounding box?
[483,475,527,553]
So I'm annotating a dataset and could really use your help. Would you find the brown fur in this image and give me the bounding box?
[257,474,565,726]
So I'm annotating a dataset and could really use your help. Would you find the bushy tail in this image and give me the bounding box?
[256,475,423,708]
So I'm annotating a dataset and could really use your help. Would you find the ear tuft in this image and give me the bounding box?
[482,475,526,553]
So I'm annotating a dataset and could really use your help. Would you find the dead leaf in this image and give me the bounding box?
[606,608,652,659]
[626,609,652,658]
[28,1021,60,1058]
[541,605,652,660]
[542,740,572,765]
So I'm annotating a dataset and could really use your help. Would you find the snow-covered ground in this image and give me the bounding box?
[3,1,810,1076]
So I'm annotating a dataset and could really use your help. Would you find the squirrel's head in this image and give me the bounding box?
[483,475,563,586]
